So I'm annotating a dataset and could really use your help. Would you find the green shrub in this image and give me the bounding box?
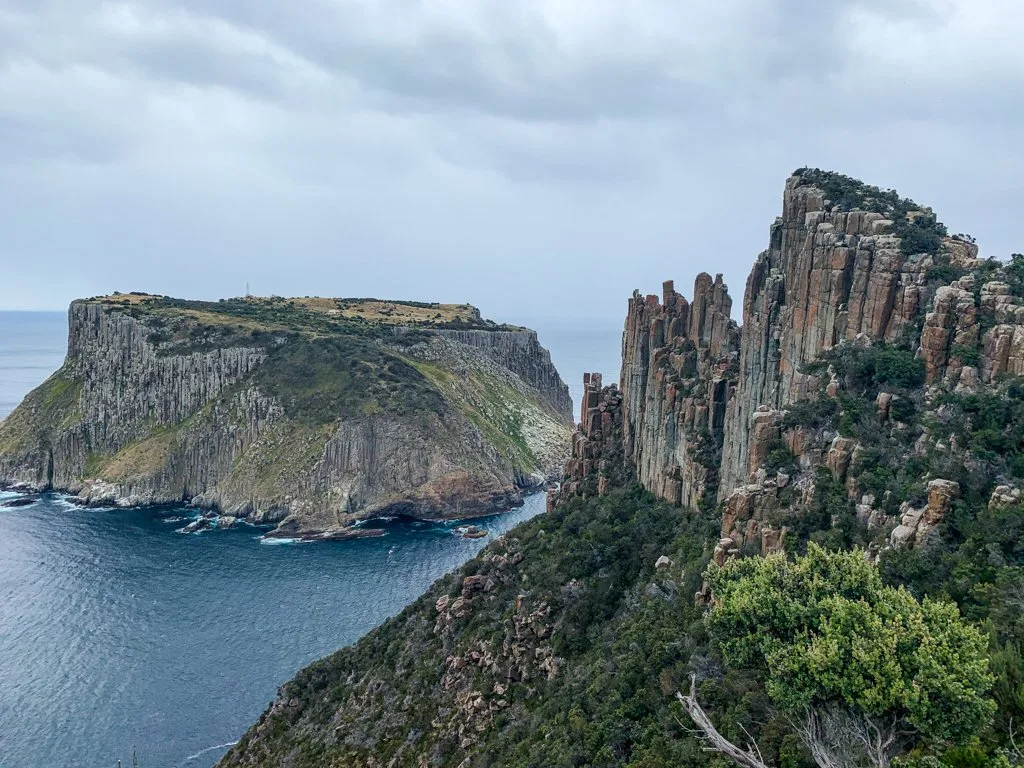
[782,398,838,430]
[890,395,917,422]
[706,545,995,766]
[764,438,797,472]
[873,345,926,388]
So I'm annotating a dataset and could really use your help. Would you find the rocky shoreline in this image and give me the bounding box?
[0,484,544,545]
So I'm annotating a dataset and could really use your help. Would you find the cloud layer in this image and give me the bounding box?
[2,0,1022,323]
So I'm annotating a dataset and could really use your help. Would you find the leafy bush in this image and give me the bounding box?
[926,260,970,286]
[705,545,996,766]
[764,438,797,472]
[890,395,917,422]
[873,345,926,388]
[933,386,1024,477]
[782,398,838,430]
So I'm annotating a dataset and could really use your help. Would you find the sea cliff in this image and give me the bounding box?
[0,295,572,536]
[558,168,1007,556]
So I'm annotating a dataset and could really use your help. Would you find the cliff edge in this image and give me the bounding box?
[218,170,1024,767]
[0,294,572,536]
[558,168,1017,557]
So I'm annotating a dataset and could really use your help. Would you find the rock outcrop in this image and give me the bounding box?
[552,372,625,504]
[619,276,738,510]
[0,294,572,535]
[720,175,941,494]
[555,168,1024,557]
[889,479,960,550]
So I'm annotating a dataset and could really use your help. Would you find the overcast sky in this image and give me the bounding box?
[1,0,1021,324]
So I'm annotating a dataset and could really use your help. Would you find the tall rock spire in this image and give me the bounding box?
[557,169,997,540]
[617,273,738,509]
[719,171,952,494]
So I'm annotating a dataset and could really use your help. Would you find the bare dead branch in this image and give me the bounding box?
[738,721,766,766]
[676,675,771,768]
[1009,718,1023,762]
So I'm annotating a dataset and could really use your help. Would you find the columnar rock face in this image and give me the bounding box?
[0,295,572,536]
[555,169,1024,560]
[719,176,945,494]
[978,283,1024,381]
[550,372,625,506]
[429,329,572,417]
[619,275,738,509]
[67,301,268,450]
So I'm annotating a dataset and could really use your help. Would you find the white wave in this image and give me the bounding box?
[180,740,239,763]
[259,536,300,545]
[355,515,396,526]
[174,524,208,535]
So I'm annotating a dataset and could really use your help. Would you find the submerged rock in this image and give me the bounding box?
[0,496,38,508]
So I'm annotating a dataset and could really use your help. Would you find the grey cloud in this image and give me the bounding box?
[66,0,941,123]
[0,113,124,165]
[0,0,1022,330]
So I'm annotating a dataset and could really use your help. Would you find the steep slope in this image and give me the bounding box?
[220,170,1024,767]
[0,294,572,536]
[563,169,1005,554]
[719,169,971,493]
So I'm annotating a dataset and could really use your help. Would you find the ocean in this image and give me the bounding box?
[0,311,621,768]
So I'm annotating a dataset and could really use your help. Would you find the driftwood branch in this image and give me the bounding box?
[677,675,770,768]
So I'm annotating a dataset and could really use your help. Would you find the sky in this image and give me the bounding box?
[1,0,1022,325]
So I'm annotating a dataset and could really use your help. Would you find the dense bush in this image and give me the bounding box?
[252,336,446,423]
[994,253,1024,303]
[706,546,995,766]
[810,341,924,394]
[764,438,797,472]
[793,168,948,256]
[934,385,1024,477]
[782,397,838,430]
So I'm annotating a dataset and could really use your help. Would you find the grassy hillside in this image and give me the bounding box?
[88,293,518,356]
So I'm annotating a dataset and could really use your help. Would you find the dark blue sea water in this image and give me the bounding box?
[0,311,622,768]
[0,492,547,768]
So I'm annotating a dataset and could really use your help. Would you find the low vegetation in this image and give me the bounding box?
[793,168,949,256]
[91,294,516,356]
[250,336,446,424]
[0,370,82,453]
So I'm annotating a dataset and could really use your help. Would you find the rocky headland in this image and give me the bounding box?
[0,295,572,537]
[556,168,1012,561]
[217,169,1024,767]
